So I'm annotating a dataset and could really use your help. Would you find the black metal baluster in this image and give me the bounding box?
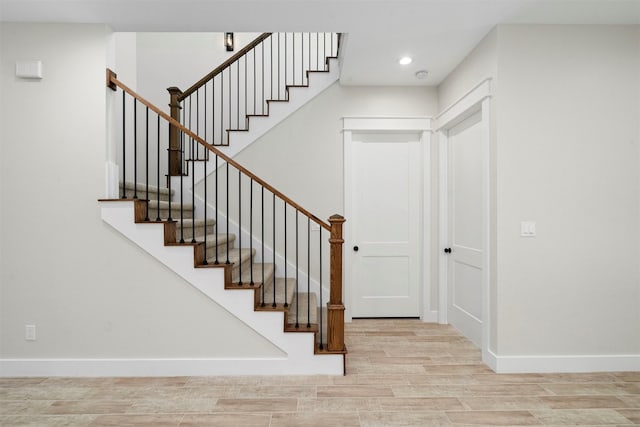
[270,35,273,100]
[133,99,137,199]
[220,70,224,146]
[228,66,231,144]
[196,89,200,160]
[188,96,192,160]
[190,132,196,243]
[179,103,185,243]
[145,107,149,221]
[156,115,161,221]
[212,76,216,146]
[261,186,265,306]
[253,48,256,115]
[272,192,276,308]
[121,91,126,198]
[225,161,230,264]
[190,93,196,241]
[167,123,173,222]
[215,154,219,264]
[278,33,281,99]
[204,81,208,160]
[203,153,208,265]
[302,32,305,85]
[261,41,264,115]
[179,142,184,243]
[238,169,242,285]
[236,60,240,129]
[203,84,208,251]
[244,55,247,129]
[319,227,323,349]
[283,200,288,308]
[250,178,254,286]
[307,217,311,328]
[285,33,287,91]
[295,210,299,328]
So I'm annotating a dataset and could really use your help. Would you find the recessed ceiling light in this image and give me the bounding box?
[398,56,413,65]
[415,70,429,80]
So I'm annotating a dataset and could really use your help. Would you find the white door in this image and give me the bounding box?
[447,111,483,346]
[351,133,421,317]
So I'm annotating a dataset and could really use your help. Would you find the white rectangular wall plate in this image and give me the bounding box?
[16,61,43,79]
[521,221,536,237]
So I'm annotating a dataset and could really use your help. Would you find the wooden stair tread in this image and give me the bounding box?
[285,323,319,333]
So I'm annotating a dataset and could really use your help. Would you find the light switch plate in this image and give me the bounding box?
[521,221,536,237]
[16,61,43,79]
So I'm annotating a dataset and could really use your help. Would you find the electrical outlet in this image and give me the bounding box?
[25,325,36,341]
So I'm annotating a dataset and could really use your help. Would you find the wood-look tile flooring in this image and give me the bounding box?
[1,319,639,426]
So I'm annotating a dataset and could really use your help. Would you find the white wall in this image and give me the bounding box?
[135,32,261,112]
[495,24,640,357]
[437,24,640,367]
[0,23,282,360]
[235,83,438,220]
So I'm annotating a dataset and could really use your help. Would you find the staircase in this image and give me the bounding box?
[119,181,321,333]
[100,32,345,376]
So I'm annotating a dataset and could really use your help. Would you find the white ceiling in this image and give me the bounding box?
[1,0,639,86]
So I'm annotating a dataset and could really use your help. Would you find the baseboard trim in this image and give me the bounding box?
[488,350,640,373]
[0,357,344,377]
[421,310,439,323]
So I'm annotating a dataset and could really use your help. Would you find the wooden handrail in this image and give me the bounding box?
[107,68,330,231]
[178,32,272,101]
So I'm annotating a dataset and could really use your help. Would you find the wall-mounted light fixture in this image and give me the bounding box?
[224,32,234,51]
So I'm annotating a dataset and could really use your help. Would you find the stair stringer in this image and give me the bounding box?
[99,200,343,376]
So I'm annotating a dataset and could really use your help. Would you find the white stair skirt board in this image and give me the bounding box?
[196,57,339,176]
[485,350,640,374]
[36,200,344,378]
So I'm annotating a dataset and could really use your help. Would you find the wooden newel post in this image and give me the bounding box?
[328,214,346,352]
[167,87,183,176]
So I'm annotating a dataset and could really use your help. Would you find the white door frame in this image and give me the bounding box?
[436,79,492,365]
[343,117,433,323]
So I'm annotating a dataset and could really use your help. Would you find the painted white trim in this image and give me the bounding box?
[436,79,492,131]
[487,350,640,373]
[342,116,432,322]
[421,130,433,323]
[343,117,432,132]
[437,81,492,364]
[343,128,354,322]
[422,310,439,323]
[437,130,448,325]
[0,356,344,378]
[479,97,492,365]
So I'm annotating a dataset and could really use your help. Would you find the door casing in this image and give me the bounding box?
[343,117,433,323]
[436,79,492,366]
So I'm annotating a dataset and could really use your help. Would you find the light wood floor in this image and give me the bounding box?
[1,319,638,426]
